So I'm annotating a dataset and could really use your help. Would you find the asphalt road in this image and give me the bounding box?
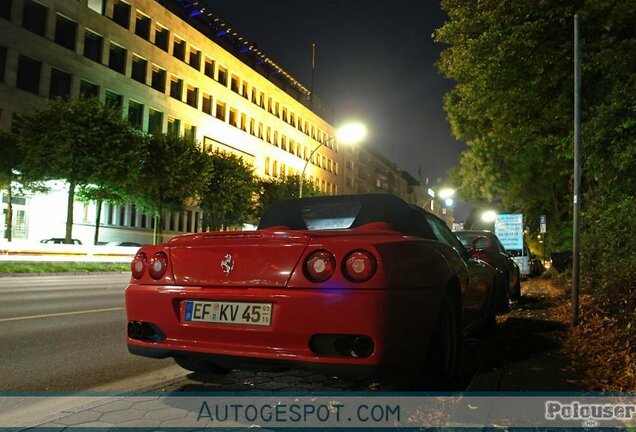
[0,273,181,392]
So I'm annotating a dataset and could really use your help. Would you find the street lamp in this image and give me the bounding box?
[438,188,455,200]
[481,210,497,223]
[299,122,367,197]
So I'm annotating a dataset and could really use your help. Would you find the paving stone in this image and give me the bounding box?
[91,400,137,413]
[99,408,145,423]
[55,410,102,426]
[141,407,189,422]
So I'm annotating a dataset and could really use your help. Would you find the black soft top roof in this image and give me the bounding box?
[258,193,435,238]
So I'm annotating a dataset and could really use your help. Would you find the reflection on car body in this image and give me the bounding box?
[40,238,82,245]
[125,194,497,386]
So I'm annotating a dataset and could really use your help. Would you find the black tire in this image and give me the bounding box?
[174,356,230,375]
[511,272,521,300]
[481,279,497,335]
[426,292,460,384]
[495,273,510,314]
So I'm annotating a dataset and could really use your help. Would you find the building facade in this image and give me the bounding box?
[0,0,342,243]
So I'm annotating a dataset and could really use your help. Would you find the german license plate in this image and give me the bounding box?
[184,301,272,326]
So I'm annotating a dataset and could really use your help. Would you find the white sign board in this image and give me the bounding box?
[495,214,524,250]
[540,214,547,233]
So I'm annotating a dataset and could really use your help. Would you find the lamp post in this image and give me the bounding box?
[299,122,367,198]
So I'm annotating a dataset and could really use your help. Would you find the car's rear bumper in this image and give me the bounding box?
[125,284,441,377]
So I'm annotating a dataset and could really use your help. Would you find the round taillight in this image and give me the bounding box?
[131,253,147,279]
[343,250,377,282]
[148,252,168,280]
[304,250,336,282]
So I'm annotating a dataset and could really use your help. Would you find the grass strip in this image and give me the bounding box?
[0,262,130,274]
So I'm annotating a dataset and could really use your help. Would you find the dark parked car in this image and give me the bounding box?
[455,230,521,311]
[530,255,545,277]
[126,194,497,386]
[40,238,82,245]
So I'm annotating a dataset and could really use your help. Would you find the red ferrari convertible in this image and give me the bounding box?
[126,194,496,384]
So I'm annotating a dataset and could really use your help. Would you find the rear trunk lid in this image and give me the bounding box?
[168,230,311,287]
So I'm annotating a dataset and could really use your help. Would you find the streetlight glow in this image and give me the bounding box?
[335,122,367,144]
[481,210,497,223]
[299,122,367,197]
[438,188,455,200]
[445,198,454,207]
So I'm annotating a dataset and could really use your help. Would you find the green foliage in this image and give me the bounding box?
[253,175,321,222]
[436,0,636,296]
[199,152,258,231]
[17,97,140,243]
[131,133,212,240]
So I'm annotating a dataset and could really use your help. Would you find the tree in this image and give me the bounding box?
[198,152,258,231]
[0,132,23,242]
[131,133,212,243]
[435,0,636,295]
[18,97,139,244]
[253,174,321,222]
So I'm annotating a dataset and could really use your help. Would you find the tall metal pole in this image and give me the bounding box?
[572,14,582,326]
[310,43,316,109]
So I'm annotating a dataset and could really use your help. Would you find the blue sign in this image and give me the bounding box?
[495,214,524,250]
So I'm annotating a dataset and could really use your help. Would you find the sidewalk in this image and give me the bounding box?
[469,277,583,391]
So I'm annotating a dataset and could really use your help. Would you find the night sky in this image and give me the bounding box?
[201,0,468,217]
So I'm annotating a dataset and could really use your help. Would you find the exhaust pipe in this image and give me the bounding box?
[351,336,374,358]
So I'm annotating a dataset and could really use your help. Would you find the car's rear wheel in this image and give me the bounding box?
[495,272,510,314]
[174,356,230,375]
[426,291,460,384]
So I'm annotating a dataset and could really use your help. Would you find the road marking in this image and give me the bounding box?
[0,307,125,322]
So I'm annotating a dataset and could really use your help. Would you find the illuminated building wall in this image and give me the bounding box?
[0,0,341,243]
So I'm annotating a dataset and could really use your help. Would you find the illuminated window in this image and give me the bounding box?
[249,118,255,135]
[273,131,278,146]
[281,136,287,151]
[217,66,227,86]
[87,0,104,15]
[169,75,182,100]
[241,82,248,98]
[167,117,180,135]
[282,107,288,122]
[184,124,196,144]
[229,108,238,127]
[267,98,273,114]
[258,123,263,139]
[230,75,239,93]
[265,157,270,175]
[289,139,295,155]
[105,90,122,108]
[272,160,278,177]
[240,113,247,131]
[266,127,271,143]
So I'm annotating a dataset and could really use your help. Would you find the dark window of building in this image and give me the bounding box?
[83,30,103,62]
[127,100,143,129]
[134,12,150,40]
[118,206,125,226]
[87,0,104,15]
[241,82,248,98]
[129,205,136,227]
[172,37,185,61]
[16,55,41,95]
[148,109,163,135]
[187,211,193,232]
[22,0,47,36]
[54,14,77,50]
[228,108,237,127]
[49,68,72,99]
[194,211,199,232]
[215,101,225,121]
[183,124,196,144]
[204,57,214,79]
[202,93,212,115]
[112,0,130,29]
[230,75,239,93]
[105,89,122,109]
[0,46,6,83]
[217,66,227,86]
[154,25,168,51]
[108,43,126,74]
[177,212,184,232]
[188,48,200,70]
[0,0,12,20]
[186,85,198,108]
[79,80,99,98]
[167,117,180,135]
[140,213,147,228]
[131,55,147,84]
[151,65,165,92]
[169,76,182,100]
